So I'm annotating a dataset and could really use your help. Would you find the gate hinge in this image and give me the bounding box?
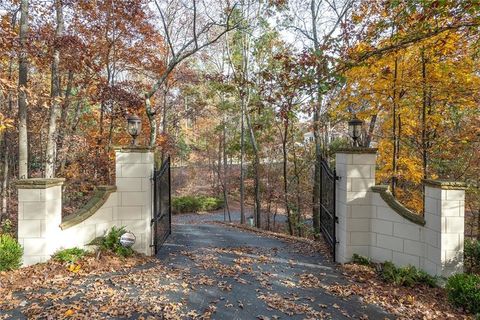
[335,217,339,223]
[150,218,155,226]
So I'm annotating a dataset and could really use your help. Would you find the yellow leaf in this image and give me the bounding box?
[406,295,415,304]
[67,264,81,273]
[64,309,74,317]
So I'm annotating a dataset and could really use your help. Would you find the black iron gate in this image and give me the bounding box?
[152,157,171,254]
[319,158,338,261]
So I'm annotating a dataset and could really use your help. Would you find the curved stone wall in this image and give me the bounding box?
[335,148,466,277]
[16,148,155,266]
[61,186,117,230]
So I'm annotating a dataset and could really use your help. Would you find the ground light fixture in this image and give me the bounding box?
[127,114,142,145]
[120,232,136,248]
[348,115,364,147]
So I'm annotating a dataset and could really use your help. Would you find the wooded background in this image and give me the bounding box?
[0,0,478,238]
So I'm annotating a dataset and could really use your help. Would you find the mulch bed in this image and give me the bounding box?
[0,252,153,297]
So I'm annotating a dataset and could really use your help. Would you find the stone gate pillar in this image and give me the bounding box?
[115,147,155,256]
[16,178,64,266]
[423,180,466,277]
[335,148,377,263]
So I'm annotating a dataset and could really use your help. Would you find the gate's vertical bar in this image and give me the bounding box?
[153,169,158,254]
[333,168,337,262]
[159,166,163,242]
[319,159,323,235]
[168,157,172,235]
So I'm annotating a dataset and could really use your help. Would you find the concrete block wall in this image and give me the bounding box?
[17,179,64,266]
[16,148,155,266]
[335,148,466,277]
[335,150,377,263]
[60,190,118,250]
[423,182,465,277]
[369,191,425,269]
[115,149,154,256]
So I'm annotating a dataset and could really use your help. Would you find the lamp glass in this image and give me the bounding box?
[348,117,363,145]
[128,120,141,136]
[127,115,142,145]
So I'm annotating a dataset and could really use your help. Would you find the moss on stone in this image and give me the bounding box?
[422,179,467,190]
[335,147,378,154]
[371,185,425,226]
[112,145,153,153]
[15,178,65,189]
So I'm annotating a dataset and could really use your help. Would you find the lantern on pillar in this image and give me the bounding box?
[348,116,364,147]
[126,114,142,145]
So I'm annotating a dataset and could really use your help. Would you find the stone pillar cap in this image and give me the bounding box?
[335,147,378,154]
[15,178,66,189]
[422,179,468,190]
[113,145,153,153]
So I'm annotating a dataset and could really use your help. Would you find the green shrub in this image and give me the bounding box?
[465,238,480,274]
[381,261,437,287]
[352,254,372,266]
[0,234,23,271]
[199,196,224,211]
[446,273,480,314]
[0,218,14,235]
[172,195,224,214]
[53,247,87,264]
[101,226,133,257]
[172,196,200,213]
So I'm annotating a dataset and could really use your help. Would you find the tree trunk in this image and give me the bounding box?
[244,110,261,228]
[2,11,15,218]
[293,139,302,237]
[146,97,157,148]
[107,106,115,150]
[391,56,399,195]
[59,99,82,174]
[223,114,231,222]
[45,0,64,178]
[265,163,271,231]
[240,94,246,224]
[160,83,169,162]
[421,49,429,180]
[310,0,324,239]
[282,119,293,235]
[365,114,377,147]
[312,100,322,237]
[18,0,29,179]
[1,133,8,218]
[57,70,74,163]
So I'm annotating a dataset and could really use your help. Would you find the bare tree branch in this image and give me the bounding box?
[154,0,176,58]
[146,2,238,100]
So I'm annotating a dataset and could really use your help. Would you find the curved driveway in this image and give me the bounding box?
[0,221,393,319]
[157,222,393,319]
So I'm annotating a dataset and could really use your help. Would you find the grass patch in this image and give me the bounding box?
[53,247,88,264]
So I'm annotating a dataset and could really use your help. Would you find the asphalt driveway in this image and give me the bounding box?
[156,223,392,319]
[0,222,393,319]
